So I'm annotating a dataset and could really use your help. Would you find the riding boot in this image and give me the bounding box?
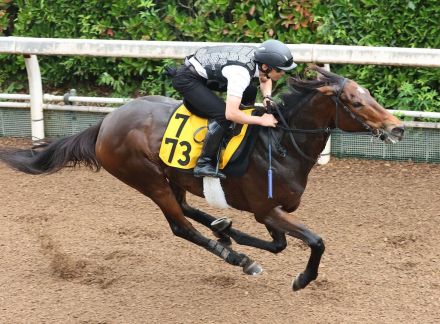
[194,120,226,179]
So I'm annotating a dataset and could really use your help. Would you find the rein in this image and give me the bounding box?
[267,78,384,163]
[270,101,327,163]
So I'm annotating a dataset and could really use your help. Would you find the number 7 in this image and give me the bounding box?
[175,113,189,138]
[164,138,178,163]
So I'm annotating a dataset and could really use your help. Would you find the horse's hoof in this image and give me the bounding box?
[292,273,306,292]
[217,234,232,246]
[211,217,232,232]
[243,261,263,276]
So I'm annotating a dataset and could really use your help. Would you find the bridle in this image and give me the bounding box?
[331,78,385,139]
[268,77,386,163]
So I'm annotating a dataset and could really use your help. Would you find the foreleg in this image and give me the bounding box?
[183,203,288,253]
[170,183,287,254]
[257,206,325,291]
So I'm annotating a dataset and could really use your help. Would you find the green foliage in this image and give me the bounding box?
[0,0,439,112]
[0,54,26,92]
[314,0,440,111]
[0,8,7,35]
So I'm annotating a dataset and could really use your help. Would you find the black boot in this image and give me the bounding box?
[194,120,226,179]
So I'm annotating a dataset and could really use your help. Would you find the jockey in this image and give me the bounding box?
[171,39,297,179]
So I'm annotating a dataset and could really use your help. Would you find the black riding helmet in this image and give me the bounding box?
[254,39,297,71]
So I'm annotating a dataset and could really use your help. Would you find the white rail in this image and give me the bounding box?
[1,37,440,66]
[2,96,438,120]
[0,93,130,104]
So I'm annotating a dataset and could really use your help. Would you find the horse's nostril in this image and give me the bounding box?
[391,126,405,138]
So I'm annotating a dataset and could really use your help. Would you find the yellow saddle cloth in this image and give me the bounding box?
[159,104,253,170]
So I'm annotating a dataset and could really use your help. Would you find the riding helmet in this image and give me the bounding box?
[254,39,297,71]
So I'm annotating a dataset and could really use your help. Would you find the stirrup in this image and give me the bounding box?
[194,165,226,179]
[194,170,226,179]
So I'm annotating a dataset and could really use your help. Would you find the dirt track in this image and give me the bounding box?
[1,138,439,324]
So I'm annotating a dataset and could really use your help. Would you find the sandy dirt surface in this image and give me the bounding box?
[0,138,439,324]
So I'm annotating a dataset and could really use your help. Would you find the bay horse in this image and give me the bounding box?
[0,66,404,291]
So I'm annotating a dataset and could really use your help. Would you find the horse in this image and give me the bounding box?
[0,66,404,291]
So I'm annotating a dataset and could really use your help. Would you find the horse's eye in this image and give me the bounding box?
[352,102,363,109]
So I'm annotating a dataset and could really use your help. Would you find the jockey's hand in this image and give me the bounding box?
[263,96,272,110]
[260,113,278,127]
[263,97,271,109]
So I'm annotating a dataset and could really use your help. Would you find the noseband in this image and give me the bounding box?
[269,77,385,163]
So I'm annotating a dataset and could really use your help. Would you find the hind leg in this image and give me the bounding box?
[138,178,262,275]
[170,182,232,246]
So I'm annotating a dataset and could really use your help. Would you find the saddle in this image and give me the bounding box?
[159,103,260,176]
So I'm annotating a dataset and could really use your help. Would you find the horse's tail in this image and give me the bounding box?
[0,120,103,175]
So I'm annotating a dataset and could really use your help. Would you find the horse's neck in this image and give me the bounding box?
[289,93,333,128]
[283,94,333,161]
[252,94,333,183]
[243,92,335,209]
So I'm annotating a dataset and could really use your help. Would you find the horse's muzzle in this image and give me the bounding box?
[391,126,405,141]
[383,125,404,144]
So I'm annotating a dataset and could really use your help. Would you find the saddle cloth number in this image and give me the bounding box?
[159,104,252,170]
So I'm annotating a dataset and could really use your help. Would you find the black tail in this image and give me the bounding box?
[0,121,103,175]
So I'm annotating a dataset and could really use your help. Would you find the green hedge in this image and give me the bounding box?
[315,0,440,113]
[0,0,439,112]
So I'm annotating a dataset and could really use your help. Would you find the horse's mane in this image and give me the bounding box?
[279,65,344,114]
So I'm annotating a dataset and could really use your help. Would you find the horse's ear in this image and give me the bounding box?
[317,85,337,96]
[287,77,297,86]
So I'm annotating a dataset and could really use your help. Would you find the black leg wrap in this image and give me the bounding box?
[206,240,263,274]
[207,239,231,261]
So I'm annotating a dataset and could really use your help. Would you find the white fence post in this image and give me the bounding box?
[24,54,45,142]
[317,64,331,165]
